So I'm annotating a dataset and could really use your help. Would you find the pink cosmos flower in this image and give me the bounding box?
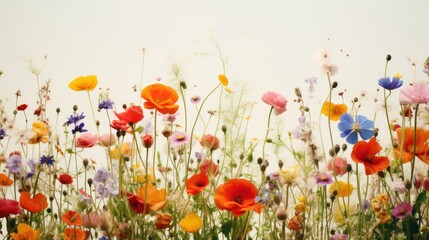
[261,91,288,115]
[399,82,429,105]
[327,157,348,176]
[75,132,98,148]
[170,131,190,148]
[391,202,412,219]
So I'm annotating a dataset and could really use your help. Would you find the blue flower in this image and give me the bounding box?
[40,155,55,166]
[66,112,85,126]
[378,77,403,90]
[0,128,7,139]
[72,122,87,134]
[338,113,374,144]
[98,99,114,110]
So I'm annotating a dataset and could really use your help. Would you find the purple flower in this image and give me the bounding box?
[98,99,114,110]
[190,95,201,104]
[304,77,318,93]
[361,199,370,211]
[96,184,111,199]
[162,114,177,123]
[72,122,87,134]
[331,234,348,240]
[170,131,190,148]
[26,158,37,178]
[392,202,412,219]
[0,128,7,139]
[6,152,22,174]
[66,112,85,126]
[378,77,403,90]
[315,171,334,185]
[93,167,110,183]
[40,155,55,166]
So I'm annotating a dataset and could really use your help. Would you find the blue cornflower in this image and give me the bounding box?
[0,128,7,139]
[378,77,403,90]
[98,99,114,110]
[66,112,85,126]
[40,155,55,166]
[338,113,374,144]
[71,122,87,134]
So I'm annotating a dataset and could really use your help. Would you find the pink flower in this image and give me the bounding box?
[261,91,288,115]
[98,133,117,147]
[399,82,429,105]
[75,132,98,148]
[0,199,22,218]
[391,202,412,219]
[82,212,102,228]
[327,157,348,176]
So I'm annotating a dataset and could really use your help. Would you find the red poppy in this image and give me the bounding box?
[199,159,219,176]
[17,104,28,111]
[127,193,151,214]
[214,179,264,217]
[19,192,48,213]
[185,173,209,196]
[395,127,429,164]
[58,173,73,185]
[62,210,83,226]
[351,137,390,175]
[0,199,22,218]
[64,227,85,240]
[115,105,144,124]
[110,119,130,132]
[199,134,220,151]
[141,83,179,114]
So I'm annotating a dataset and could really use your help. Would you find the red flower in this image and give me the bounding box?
[17,104,28,111]
[199,159,219,176]
[61,210,83,226]
[127,193,150,214]
[199,134,220,151]
[185,173,209,196]
[141,134,153,148]
[0,199,22,218]
[64,227,85,240]
[214,179,264,216]
[115,105,144,124]
[58,173,73,185]
[19,192,48,213]
[351,137,390,175]
[110,119,130,132]
[141,83,179,114]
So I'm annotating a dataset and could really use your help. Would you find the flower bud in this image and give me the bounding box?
[141,134,153,148]
[276,208,288,221]
[386,54,392,61]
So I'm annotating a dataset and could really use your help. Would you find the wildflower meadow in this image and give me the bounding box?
[1,50,429,240]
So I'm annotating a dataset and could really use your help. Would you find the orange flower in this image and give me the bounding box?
[185,173,209,196]
[19,192,48,213]
[68,75,98,91]
[214,179,264,217]
[395,127,429,164]
[62,210,83,226]
[64,227,86,240]
[288,215,302,230]
[218,74,229,86]
[10,223,40,240]
[321,102,348,121]
[0,173,13,186]
[179,212,202,233]
[329,181,353,197]
[155,213,173,229]
[351,137,390,175]
[28,121,49,144]
[141,83,179,114]
[136,184,167,211]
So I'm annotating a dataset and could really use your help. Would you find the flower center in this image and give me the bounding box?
[177,134,185,140]
[352,122,360,132]
[234,196,243,204]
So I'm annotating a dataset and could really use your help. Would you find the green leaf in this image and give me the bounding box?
[221,220,233,238]
[134,126,144,133]
[412,191,427,215]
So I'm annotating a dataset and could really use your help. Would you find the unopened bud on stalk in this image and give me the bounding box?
[346,164,352,172]
[257,157,263,165]
[278,160,284,168]
[221,125,227,134]
[334,144,340,154]
[341,144,347,151]
[276,208,288,220]
[386,54,392,61]
[378,171,385,178]
[73,105,78,112]
[405,180,412,190]
[332,81,338,89]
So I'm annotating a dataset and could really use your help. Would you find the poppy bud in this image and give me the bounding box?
[332,81,338,89]
[56,108,61,113]
[386,54,392,61]
[334,144,340,154]
[346,164,352,172]
[341,143,347,151]
[257,158,263,165]
[221,125,227,134]
[141,134,153,148]
[405,180,412,190]
[73,105,78,112]
[278,160,284,168]
[180,81,187,89]
[276,208,287,220]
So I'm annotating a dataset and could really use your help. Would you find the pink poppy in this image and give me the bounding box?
[399,82,429,105]
[98,133,117,147]
[261,91,288,115]
[327,157,348,176]
[75,132,98,148]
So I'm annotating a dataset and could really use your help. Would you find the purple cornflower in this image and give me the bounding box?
[378,77,403,90]
[93,167,110,183]
[170,131,190,148]
[6,152,22,174]
[40,155,55,166]
[98,99,114,110]
[0,128,7,139]
[26,158,37,178]
[190,95,201,104]
[66,112,85,126]
[304,77,318,93]
[315,171,334,185]
[392,202,412,219]
[361,199,370,211]
[72,122,87,134]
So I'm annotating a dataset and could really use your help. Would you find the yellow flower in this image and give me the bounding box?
[135,173,155,184]
[28,121,49,144]
[68,75,98,91]
[297,195,307,204]
[321,102,348,121]
[179,213,202,233]
[110,142,132,160]
[394,72,403,79]
[279,165,299,185]
[377,211,392,224]
[329,181,353,197]
[333,199,356,224]
[10,223,40,240]
[295,203,306,213]
[218,74,229,86]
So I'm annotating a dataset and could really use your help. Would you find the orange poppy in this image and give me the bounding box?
[19,192,48,213]
[61,210,83,226]
[395,127,429,164]
[64,227,85,240]
[115,105,144,124]
[218,74,229,86]
[141,83,179,114]
[329,181,353,197]
[321,102,348,121]
[185,173,209,196]
[68,75,98,91]
[155,213,173,229]
[10,223,40,240]
[351,137,390,175]
[214,179,264,217]
[0,173,13,186]
[135,184,167,211]
[28,121,49,144]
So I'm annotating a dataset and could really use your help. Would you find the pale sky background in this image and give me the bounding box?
[1,1,429,161]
